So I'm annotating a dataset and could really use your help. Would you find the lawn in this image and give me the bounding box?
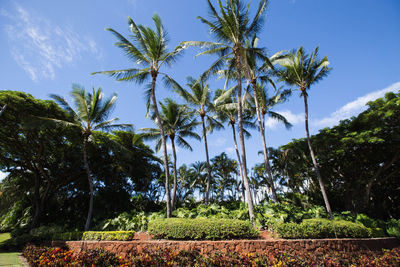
[0,233,23,266]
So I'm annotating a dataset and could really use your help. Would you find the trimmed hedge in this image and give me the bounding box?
[53,231,135,241]
[148,218,258,240]
[276,218,370,239]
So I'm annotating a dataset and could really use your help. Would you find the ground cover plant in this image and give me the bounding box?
[23,244,400,266]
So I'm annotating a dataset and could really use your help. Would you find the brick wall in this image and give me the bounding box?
[52,237,399,258]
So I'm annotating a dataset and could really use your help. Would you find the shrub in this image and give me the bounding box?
[276,218,371,239]
[53,231,135,241]
[386,219,400,239]
[148,218,258,240]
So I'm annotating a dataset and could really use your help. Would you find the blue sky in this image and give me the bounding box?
[1,0,400,179]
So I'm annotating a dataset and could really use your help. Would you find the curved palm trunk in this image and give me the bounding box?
[234,49,255,223]
[303,92,333,219]
[230,122,246,204]
[251,82,278,202]
[170,136,178,210]
[83,137,94,231]
[151,73,171,218]
[201,115,212,204]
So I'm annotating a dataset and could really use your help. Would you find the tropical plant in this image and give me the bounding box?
[173,77,223,204]
[141,99,200,209]
[45,86,130,230]
[214,87,253,203]
[211,152,238,201]
[182,0,268,223]
[92,14,184,217]
[276,46,333,218]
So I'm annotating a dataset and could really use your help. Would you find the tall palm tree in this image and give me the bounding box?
[92,14,184,217]
[173,77,223,204]
[141,99,200,210]
[47,86,130,230]
[250,83,292,201]
[214,87,253,204]
[276,46,333,218]
[182,0,268,222]
[241,36,289,202]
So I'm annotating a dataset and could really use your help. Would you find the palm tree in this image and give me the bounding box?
[141,99,200,210]
[173,77,223,204]
[47,86,130,230]
[211,152,238,201]
[190,161,208,201]
[92,14,184,217]
[214,87,253,204]
[276,46,333,218]
[241,36,289,202]
[250,83,292,201]
[182,0,268,222]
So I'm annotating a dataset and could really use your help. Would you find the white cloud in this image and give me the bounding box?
[264,110,304,129]
[0,171,8,181]
[313,82,400,128]
[225,147,235,154]
[211,137,227,147]
[2,4,99,81]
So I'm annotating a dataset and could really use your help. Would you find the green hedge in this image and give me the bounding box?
[276,218,370,239]
[148,218,258,240]
[53,231,135,241]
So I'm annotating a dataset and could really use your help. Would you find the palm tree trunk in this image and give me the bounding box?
[83,137,94,231]
[201,115,212,204]
[151,73,171,218]
[234,49,255,223]
[171,136,178,210]
[231,122,246,204]
[303,92,333,219]
[251,81,278,202]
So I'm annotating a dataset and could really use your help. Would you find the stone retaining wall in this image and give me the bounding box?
[52,237,399,258]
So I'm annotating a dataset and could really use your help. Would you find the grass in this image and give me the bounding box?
[0,233,23,266]
[0,252,23,266]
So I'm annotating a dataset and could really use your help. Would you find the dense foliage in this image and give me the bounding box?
[148,218,258,240]
[23,245,400,267]
[275,218,370,239]
[271,92,400,219]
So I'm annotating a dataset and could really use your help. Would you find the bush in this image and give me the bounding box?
[276,218,371,239]
[148,218,258,240]
[53,230,135,241]
[386,219,400,239]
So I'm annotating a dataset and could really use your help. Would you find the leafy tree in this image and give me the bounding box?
[141,99,200,209]
[0,91,83,229]
[173,77,223,204]
[277,47,333,218]
[93,14,184,218]
[183,0,268,222]
[42,86,129,230]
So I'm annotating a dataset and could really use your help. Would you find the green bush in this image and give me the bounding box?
[276,218,370,239]
[148,218,258,240]
[386,219,400,239]
[53,231,135,241]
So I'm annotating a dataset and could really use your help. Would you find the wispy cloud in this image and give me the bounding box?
[225,147,235,154]
[313,82,400,128]
[2,4,100,82]
[264,110,304,129]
